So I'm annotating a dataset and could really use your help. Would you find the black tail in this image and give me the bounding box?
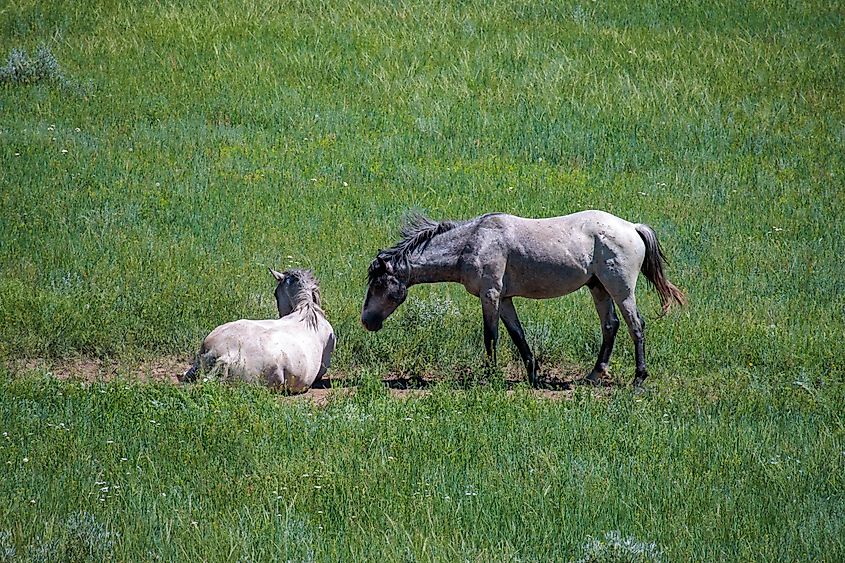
[635,224,687,315]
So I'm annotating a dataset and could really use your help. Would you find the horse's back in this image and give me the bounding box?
[202,316,330,389]
[489,209,631,230]
[472,210,645,298]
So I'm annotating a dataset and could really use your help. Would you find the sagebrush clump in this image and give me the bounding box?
[0,45,79,91]
[575,530,663,563]
[24,512,118,562]
[0,530,15,562]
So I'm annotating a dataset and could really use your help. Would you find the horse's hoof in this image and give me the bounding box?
[632,376,647,388]
[585,371,605,385]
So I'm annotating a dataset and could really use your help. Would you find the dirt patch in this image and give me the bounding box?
[6,357,599,403]
[9,356,189,384]
[279,382,579,406]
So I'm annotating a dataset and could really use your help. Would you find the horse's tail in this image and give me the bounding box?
[634,224,687,315]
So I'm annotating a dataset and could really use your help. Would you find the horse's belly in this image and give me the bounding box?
[504,260,590,299]
[266,336,323,390]
[508,281,587,300]
[215,350,316,391]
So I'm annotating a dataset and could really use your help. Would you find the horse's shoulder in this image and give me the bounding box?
[473,212,516,231]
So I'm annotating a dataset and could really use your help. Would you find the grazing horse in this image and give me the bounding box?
[183,268,336,393]
[361,210,685,387]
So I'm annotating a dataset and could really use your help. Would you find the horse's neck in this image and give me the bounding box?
[289,303,323,329]
[406,227,467,286]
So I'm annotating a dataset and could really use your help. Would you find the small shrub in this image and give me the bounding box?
[0,44,84,92]
[278,511,316,563]
[400,294,460,329]
[26,536,60,563]
[64,511,118,559]
[0,530,15,562]
[1,45,61,84]
[524,319,556,363]
[26,512,119,562]
[575,530,663,563]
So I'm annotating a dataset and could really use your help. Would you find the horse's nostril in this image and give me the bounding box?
[361,316,381,332]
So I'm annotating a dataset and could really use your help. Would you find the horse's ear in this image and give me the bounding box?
[269,267,285,282]
[378,256,394,274]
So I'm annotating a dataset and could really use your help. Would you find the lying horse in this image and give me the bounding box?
[361,210,686,387]
[183,268,336,393]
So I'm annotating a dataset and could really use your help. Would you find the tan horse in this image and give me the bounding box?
[361,210,686,387]
[183,269,336,393]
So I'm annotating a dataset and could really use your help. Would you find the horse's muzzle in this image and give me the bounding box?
[361,315,383,332]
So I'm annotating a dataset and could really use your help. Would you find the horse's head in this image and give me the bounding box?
[361,253,408,331]
[269,268,321,318]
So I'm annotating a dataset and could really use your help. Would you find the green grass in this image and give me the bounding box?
[0,0,842,381]
[1,0,844,559]
[1,374,842,561]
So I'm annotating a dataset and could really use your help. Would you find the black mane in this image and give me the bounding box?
[367,212,460,283]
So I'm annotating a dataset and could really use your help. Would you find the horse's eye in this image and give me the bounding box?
[284,278,292,285]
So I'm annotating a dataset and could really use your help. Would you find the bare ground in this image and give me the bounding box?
[5,356,608,406]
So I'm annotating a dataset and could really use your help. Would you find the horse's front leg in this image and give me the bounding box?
[480,287,501,372]
[500,297,538,387]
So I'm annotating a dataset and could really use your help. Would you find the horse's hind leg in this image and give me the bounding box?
[615,294,647,386]
[586,281,620,384]
[599,275,648,386]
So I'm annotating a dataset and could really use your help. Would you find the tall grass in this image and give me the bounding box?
[0,373,842,560]
[1,2,843,558]
[0,0,842,384]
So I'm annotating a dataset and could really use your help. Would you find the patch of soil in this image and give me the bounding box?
[6,357,603,403]
[9,356,189,383]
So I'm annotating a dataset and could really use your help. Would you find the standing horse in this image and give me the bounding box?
[183,268,336,393]
[361,210,685,387]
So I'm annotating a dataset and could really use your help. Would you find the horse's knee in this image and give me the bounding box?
[604,317,620,336]
[482,287,501,304]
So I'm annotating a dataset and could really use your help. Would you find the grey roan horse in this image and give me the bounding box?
[361,210,686,387]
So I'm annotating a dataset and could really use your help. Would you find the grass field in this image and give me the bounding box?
[1,375,843,561]
[1,0,843,560]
